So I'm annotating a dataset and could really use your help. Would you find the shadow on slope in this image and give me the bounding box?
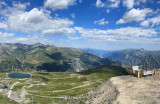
[79,65,128,76]
[37,62,71,72]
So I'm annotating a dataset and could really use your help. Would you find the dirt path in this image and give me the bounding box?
[7,81,20,98]
[28,93,69,99]
[48,77,77,79]
[27,82,90,93]
[20,86,26,98]
[112,75,160,104]
[53,82,90,92]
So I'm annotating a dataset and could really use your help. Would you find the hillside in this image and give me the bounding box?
[0,43,119,72]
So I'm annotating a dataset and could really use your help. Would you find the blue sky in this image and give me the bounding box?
[0,0,160,50]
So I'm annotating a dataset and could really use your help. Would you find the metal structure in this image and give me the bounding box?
[126,66,158,78]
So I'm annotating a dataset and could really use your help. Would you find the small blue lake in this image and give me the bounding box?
[8,73,31,79]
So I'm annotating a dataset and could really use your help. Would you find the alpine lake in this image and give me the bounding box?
[7,72,31,79]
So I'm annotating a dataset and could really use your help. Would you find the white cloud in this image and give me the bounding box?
[158,1,160,4]
[108,0,120,8]
[0,2,29,17]
[116,8,152,24]
[0,32,53,45]
[96,0,105,8]
[140,20,149,27]
[75,27,158,43]
[149,16,160,27]
[10,35,53,45]
[96,0,148,9]
[122,0,148,9]
[44,0,76,11]
[1,6,74,36]
[42,28,75,36]
[0,32,14,43]
[141,15,160,27]
[116,19,126,24]
[0,1,6,5]
[12,2,30,10]
[0,23,8,29]
[17,8,45,24]
[94,18,109,25]
[0,1,7,8]
[55,13,59,17]
[79,0,82,3]
[68,36,80,40]
[71,13,75,19]
[135,0,147,5]
[96,0,120,8]
[0,32,14,38]
[122,0,135,9]
[106,9,110,13]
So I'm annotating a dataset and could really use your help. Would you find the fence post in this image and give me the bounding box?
[138,71,140,78]
[154,70,157,76]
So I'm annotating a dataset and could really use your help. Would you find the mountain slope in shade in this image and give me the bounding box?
[0,43,120,72]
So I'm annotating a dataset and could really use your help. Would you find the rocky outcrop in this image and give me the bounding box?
[72,58,85,72]
[84,80,119,104]
[65,79,119,104]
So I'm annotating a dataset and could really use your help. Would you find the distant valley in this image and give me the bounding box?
[82,48,112,58]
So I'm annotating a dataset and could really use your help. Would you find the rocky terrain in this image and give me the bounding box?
[111,75,160,104]
[81,73,160,104]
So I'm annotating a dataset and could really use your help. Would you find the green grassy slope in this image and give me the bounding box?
[79,65,128,75]
[0,65,127,104]
[0,94,18,104]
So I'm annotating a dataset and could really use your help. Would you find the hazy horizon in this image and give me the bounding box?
[0,42,160,51]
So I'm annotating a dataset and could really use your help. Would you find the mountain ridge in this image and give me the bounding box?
[0,43,120,72]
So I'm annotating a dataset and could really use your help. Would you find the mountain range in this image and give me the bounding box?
[84,48,160,68]
[1,43,159,72]
[0,43,120,72]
